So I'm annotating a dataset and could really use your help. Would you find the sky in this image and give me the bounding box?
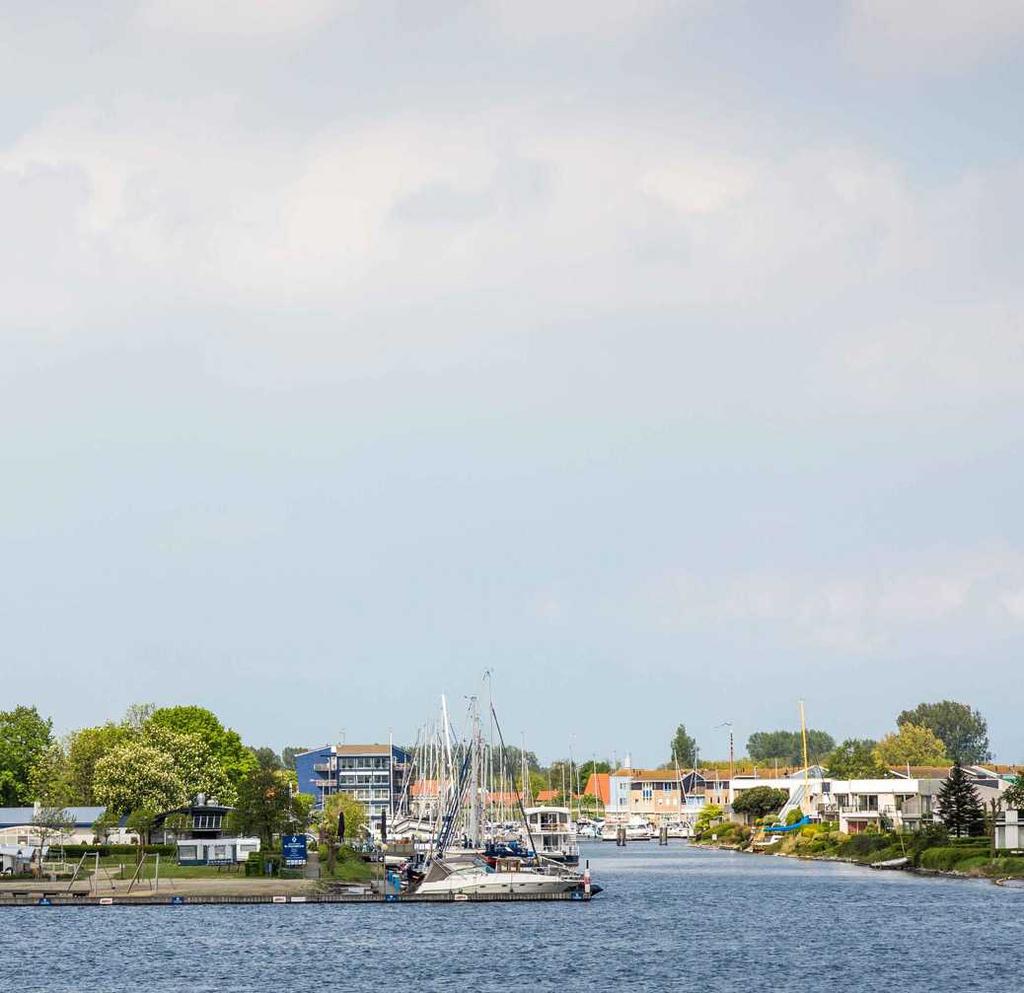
[2,1,1023,765]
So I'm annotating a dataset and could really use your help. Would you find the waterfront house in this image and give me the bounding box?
[604,769,714,826]
[154,795,261,865]
[295,743,411,820]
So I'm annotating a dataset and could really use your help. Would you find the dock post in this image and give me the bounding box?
[616,826,626,846]
[659,826,668,845]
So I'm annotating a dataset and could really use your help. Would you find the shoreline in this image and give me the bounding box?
[688,839,1019,885]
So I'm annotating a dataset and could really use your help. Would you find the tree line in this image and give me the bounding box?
[0,703,310,847]
[667,699,992,776]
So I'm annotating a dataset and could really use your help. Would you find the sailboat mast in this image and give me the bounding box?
[799,699,810,808]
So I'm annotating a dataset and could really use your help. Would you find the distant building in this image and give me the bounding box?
[604,769,715,826]
[295,743,411,819]
[582,772,610,806]
[0,806,108,846]
[154,795,260,865]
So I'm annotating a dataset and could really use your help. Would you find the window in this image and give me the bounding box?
[179,845,197,860]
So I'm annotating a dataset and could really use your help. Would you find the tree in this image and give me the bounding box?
[66,723,133,804]
[746,729,835,765]
[126,808,159,849]
[874,723,948,768]
[251,747,283,771]
[897,701,990,764]
[281,746,307,771]
[91,808,121,844]
[123,703,156,730]
[936,762,985,837]
[1003,773,1024,810]
[144,725,233,804]
[232,765,308,848]
[578,760,611,789]
[145,706,256,796]
[322,792,367,843]
[731,786,789,819]
[695,804,723,835]
[31,807,76,874]
[670,725,697,767]
[93,741,187,814]
[28,741,73,806]
[0,705,54,805]
[826,739,885,779]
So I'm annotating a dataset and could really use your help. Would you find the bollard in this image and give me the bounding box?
[659,826,668,845]
[616,826,626,847]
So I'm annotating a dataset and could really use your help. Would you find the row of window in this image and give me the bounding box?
[337,756,391,770]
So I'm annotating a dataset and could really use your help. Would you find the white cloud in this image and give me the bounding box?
[3,82,1023,412]
[643,546,1024,653]
[844,0,1024,74]
[481,0,676,40]
[137,0,345,37]
[999,589,1024,620]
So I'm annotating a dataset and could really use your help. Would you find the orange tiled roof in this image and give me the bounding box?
[583,772,611,804]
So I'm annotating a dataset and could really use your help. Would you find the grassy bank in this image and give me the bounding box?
[692,821,1024,879]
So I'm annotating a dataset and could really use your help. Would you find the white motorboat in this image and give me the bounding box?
[413,856,587,897]
[600,815,653,840]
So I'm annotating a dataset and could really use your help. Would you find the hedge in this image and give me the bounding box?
[919,847,990,871]
[59,844,176,858]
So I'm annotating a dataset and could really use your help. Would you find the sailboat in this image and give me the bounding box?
[405,693,597,897]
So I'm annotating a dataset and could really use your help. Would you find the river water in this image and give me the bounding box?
[5,843,1022,992]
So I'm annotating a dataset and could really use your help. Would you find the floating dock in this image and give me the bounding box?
[0,890,594,907]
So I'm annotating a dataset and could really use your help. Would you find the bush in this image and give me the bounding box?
[60,844,175,858]
[244,850,283,877]
[919,847,990,871]
[839,833,892,858]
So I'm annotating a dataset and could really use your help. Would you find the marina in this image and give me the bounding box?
[5,844,1022,993]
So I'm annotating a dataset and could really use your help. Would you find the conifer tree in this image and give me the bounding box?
[936,762,985,837]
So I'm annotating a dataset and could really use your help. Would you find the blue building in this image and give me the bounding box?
[295,743,411,820]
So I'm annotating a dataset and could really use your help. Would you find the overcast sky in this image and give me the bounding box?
[3,1,1023,764]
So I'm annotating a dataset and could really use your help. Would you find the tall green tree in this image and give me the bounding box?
[145,706,256,795]
[281,746,307,771]
[826,739,885,779]
[874,723,948,768]
[0,706,54,805]
[144,725,234,804]
[670,725,697,767]
[232,765,309,847]
[897,701,990,764]
[747,729,835,765]
[731,786,789,818]
[93,741,188,814]
[251,747,284,771]
[936,762,986,837]
[28,741,73,806]
[66,723,133,804]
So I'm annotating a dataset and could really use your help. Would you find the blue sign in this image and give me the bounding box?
[282,834,308,866]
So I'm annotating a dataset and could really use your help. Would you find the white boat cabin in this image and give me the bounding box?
[523,807,579,859]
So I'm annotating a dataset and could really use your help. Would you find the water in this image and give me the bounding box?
[5,843,1023,992]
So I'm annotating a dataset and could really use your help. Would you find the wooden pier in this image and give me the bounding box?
[0,889,594,907]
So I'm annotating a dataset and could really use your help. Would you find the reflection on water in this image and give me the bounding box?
[5,843,1022,992]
